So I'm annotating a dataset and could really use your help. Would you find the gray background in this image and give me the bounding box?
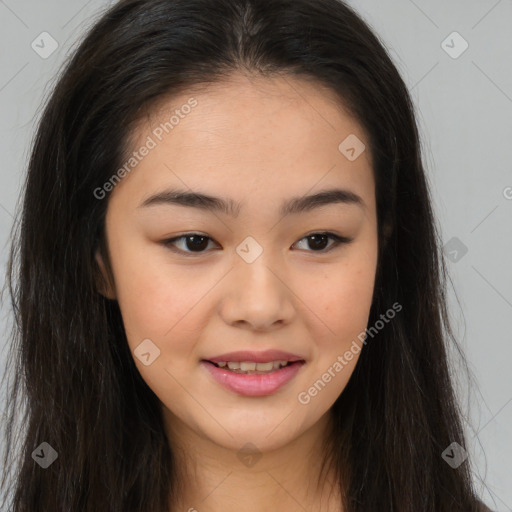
[0,0,510,510]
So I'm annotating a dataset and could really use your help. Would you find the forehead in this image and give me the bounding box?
[135,73,368,152]
[112,73,375,215]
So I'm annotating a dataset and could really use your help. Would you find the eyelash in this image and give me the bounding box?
[161,231,353,256]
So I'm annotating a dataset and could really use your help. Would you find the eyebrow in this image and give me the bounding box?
[139,187,365,217]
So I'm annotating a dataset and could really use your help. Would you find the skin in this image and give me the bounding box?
[96,72,379,512]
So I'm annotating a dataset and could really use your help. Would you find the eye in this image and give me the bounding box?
[161,231,352,256]
[162,233,219,255]
[293,232,352,252]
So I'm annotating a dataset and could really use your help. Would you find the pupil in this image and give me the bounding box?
[186,235,208,251]
[309,234,328,250]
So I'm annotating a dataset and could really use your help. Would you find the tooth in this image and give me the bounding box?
[255,361,274,371]
[240,362,257,371]
[221,360,291,372]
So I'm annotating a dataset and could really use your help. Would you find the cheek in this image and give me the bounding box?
[116,265,210,350]
[108,235,207,350]
[303,257,377,349]
[292,260,376,413]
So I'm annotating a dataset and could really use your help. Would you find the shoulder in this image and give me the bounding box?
[476,499,493,512]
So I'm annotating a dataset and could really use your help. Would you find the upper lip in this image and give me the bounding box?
[205,350,305,364]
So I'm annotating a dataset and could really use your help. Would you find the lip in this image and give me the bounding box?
[201,360,305,396]
[205,350,304,364]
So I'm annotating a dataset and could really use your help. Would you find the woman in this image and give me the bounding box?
[0,0,493,510]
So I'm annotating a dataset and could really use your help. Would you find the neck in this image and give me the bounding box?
[164,410,344,512]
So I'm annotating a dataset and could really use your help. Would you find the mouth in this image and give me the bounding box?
[203,359,304,374]
[200,357,306,396]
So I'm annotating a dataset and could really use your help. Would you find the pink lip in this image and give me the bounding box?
[205,350,304,364]
[201,360,305,397]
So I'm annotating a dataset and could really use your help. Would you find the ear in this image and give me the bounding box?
[94,248,117,300]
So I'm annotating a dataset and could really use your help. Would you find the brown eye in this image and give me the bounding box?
[162,231,352,256]
[182,235,210,251]
[162,233,218,254]
[304,234,330,251]
[293,232,352,253]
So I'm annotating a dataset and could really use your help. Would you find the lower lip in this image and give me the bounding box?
[201,360,305,396]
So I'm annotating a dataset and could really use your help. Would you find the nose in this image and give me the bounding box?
[219,253,296,331]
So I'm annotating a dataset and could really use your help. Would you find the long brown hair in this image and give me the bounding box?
[1,0,486,510]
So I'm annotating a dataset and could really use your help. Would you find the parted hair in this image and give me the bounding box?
[1,0,486,510]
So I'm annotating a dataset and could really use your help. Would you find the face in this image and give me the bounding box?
[97,73,378,454]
